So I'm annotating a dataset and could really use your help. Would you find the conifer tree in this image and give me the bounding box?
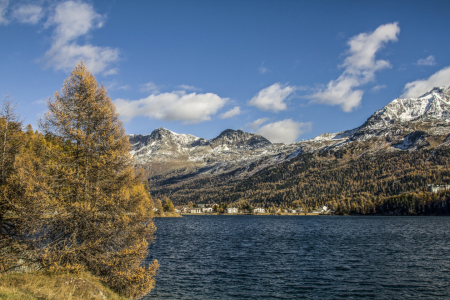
[164,197,175,212]
[0,93,22,185]
[0,93,26,272]
[2,124,54,270]
[155,199,164,216]
[36,62,158,297]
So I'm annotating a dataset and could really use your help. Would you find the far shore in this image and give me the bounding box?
[180,212,333,216]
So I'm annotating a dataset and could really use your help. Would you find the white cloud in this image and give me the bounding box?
[220,106,241,119]
[310,22,400,112]
[43,1,119,75]
[44,44,119,75]
[258,61,269,74]
[177,84,202,91]
[402,66,450,98]
[416,55,436,66]
[246,118,269,130]
[46,1,104,45]
[114,91,228,124]
[249,83,296,112]
[12,4,43,24]
[255,119,311,144]
[140,82,160,93]
[0,0,9,25]
[32,99,46,105]
[117,84,130,91]
[106,81,130,91]
[370,84,386,92]
[103,68,118,76]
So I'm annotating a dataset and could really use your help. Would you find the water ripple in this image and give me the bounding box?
[144,216,450,299]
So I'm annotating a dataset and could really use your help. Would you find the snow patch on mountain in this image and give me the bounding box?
[392,131,429,150]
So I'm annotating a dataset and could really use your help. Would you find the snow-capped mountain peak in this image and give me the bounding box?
[148,127,199,145]
[364,86,450,129]
[129,128,276,165]
[209,129,271,149]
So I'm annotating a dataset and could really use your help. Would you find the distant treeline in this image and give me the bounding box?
[371,191,450,216]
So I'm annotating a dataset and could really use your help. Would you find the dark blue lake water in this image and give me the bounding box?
[144,215,450,299]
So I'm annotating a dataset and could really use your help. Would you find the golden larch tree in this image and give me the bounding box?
[164,198,175,212]
[0,93,26,272]
[36,62,158,297]
[155,199,164,216]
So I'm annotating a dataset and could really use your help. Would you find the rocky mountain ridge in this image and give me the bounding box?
[368,86,450,125]
[294,86,450,153]
[130,86,450,190]
[130,127,278,164]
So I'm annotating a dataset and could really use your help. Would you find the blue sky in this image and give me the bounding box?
[1,0,450,143]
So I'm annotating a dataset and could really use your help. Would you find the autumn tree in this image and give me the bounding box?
[36,62,158,297]
[155,199,164,216]
[0,93,26,271]
[163,198,175,212]
[301,204,309,215]
[0,93,23,185]
[1,124,57,271]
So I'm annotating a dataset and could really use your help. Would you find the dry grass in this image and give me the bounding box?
[154,211,182,218]
[0,271,128,300]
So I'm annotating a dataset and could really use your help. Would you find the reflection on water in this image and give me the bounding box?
[144,215,450,299]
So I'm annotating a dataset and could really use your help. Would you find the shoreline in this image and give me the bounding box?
[180,212,333,216]
[154,212,182,218]
[179,213,450,217]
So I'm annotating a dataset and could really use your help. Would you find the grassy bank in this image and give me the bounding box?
[154,211,182,218]
[0,271,127,300]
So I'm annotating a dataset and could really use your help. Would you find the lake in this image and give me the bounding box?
[144,215,450,299]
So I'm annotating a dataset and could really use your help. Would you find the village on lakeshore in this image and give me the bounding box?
[153,183,450,217]
[172,203,334,216]
[150,182,450,218]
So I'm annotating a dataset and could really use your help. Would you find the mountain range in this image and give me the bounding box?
[129,86,450,206]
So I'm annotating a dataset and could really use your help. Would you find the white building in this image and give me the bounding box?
[190,208,201,213]
[227,207,238,214]
[253,207,265,214]
[427,184,450,193]
[202,207,213,213]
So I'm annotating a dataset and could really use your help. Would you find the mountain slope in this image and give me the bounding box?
[131,86,450,207]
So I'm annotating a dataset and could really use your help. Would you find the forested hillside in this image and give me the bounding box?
[151,144,450,213]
